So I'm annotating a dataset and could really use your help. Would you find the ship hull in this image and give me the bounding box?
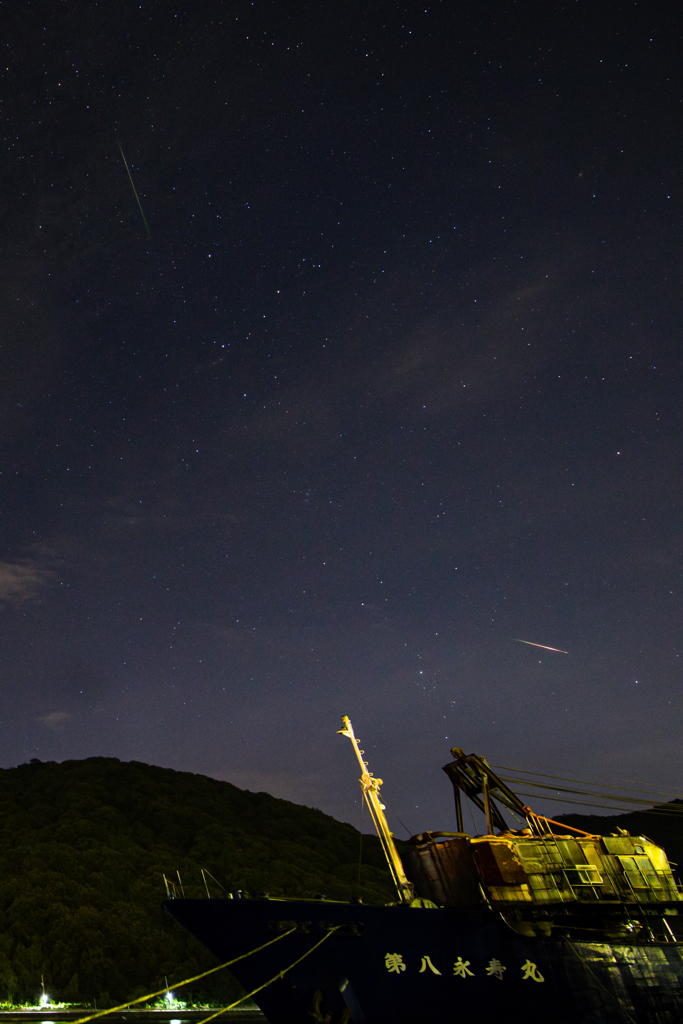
[163,897,683,1023]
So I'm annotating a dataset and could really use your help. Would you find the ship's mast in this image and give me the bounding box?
[338,716,414,904]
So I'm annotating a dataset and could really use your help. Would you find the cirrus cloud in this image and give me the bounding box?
[38,710,72,731]
[0,558,52,604]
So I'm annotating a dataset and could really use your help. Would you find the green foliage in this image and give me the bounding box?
[0,758,396,1005]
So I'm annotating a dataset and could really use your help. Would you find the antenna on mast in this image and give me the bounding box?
[338,716,415,904]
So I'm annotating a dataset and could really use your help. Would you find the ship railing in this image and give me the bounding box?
[163,868,235,899]
[561,864,605,901]
[612,867,680,904]
[561,863,680,904]
[199,867,233,898]
[663,876,683,899]
[163,873,181,899]
[534,831,616,902]
[537,836,679,905]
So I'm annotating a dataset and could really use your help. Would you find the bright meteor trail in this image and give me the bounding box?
[513,639,569,654]
[118,141,151,237]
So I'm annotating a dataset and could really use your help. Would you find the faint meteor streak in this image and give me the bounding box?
[118,141,151,237]
[513,639,569,654]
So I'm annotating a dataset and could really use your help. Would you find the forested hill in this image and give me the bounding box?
[2,758,681,1010]
[0,757,396,1007]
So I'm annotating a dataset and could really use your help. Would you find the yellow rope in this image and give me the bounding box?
[70,926,298,1024]
[196,926,341,1023]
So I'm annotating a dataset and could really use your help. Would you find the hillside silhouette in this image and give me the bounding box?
[1,757,681,1009]
[0,757,395,1006]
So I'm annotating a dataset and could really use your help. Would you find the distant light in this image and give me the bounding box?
[40,993,50,1007]
[165,992,175,1005]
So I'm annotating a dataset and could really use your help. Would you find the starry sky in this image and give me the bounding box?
[2,1,682,836]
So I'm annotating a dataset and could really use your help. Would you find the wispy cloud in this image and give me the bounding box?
[0,558,52,604]
[38,711,72,730]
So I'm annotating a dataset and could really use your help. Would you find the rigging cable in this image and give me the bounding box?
[498,777,680,807]
[488,761,683,816]
[508,792,683,816]
[196,927,343,1024]
[70,926,298,1024]
[492,761,683,797]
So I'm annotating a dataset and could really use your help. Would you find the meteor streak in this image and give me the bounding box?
[513,639,569,654]
[118,141,151,237]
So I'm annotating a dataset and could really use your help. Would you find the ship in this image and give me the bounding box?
[163,717,683,1023]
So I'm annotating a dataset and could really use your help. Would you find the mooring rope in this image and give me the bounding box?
[70,925,298,1024]
[195,926,342,1023]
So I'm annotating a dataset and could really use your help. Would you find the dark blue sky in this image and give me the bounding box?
[2,0,681,834]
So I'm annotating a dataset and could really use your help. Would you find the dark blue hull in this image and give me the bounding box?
[163,897,683,1023]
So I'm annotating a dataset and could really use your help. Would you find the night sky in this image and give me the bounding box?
[2,1,682,836]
